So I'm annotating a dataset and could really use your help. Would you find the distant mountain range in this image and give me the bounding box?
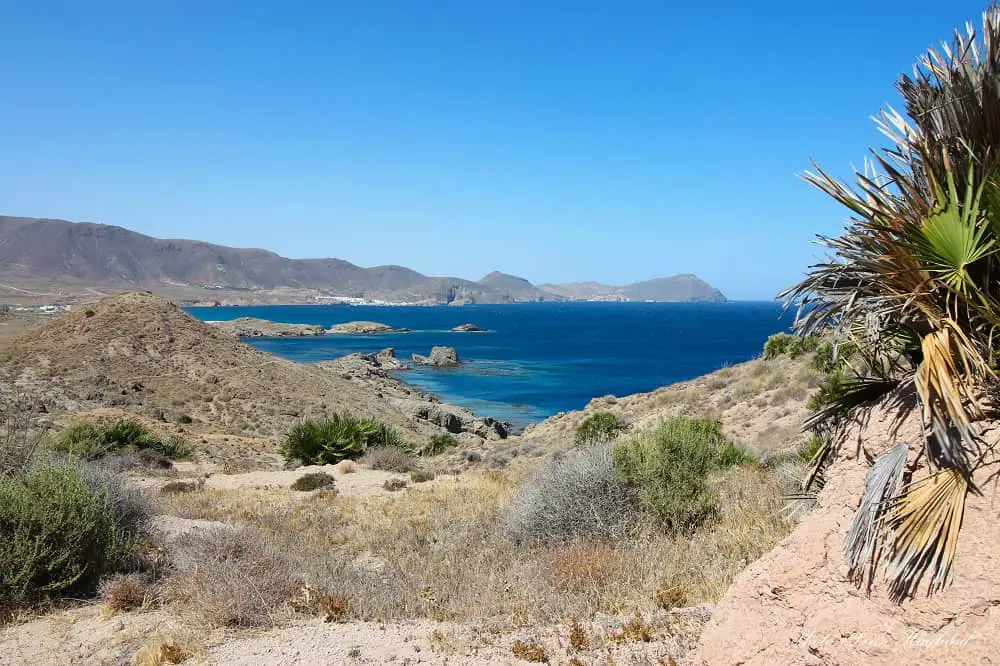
[0,215,726,304]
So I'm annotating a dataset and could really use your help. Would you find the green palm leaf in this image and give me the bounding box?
[917,161,996,296]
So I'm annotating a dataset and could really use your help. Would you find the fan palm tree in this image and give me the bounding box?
[782,7,1000,600]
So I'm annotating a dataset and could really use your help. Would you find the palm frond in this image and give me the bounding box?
[803,375,901,430]
[845,443,909,592]
[883,468,968,601]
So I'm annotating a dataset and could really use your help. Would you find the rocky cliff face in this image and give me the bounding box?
[693,389,1000,665]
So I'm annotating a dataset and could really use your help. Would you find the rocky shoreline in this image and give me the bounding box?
[317,348,509,440]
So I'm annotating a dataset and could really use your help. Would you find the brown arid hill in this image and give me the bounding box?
[0,215,725,305]
[692,388,1000,666]
[519,354,818,462]
[0,292,499,461]
[538,273,727,302]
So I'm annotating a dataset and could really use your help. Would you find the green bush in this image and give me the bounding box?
[806,368,851,413]
[763,333,821,360]
[574,411,627,446]
[290,471,337,492]
[0,459,150,611]
[50,420,193,461]
[279,413,410,465]
[611,417,753,532]
[422,433,458,456]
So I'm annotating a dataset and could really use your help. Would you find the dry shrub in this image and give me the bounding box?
[165,527,299,627]
[511,639,549,662]
[612,611,653,643]
[134,635,188,666]
[338,460,358,474]
[99,573,150,613]
[287,585,350,622]
[410,470,435,483]
[501,444,638,544]
[568,617,589,650]
[362,446,416,473]
[383,478,408,492]
[160,479,202,495]
[546,543,621,592]
[290,471,336,492]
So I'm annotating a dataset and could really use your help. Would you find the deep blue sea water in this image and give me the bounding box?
[186,302,793,428]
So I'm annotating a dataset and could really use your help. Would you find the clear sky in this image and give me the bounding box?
[0,1,988,299]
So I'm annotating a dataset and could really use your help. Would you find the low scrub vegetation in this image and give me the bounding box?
[155,462,794,627]
[290,471,337,492]
[279,413,409,465]
[503,443,638,544]
[50,419,192,461]
[362,445,417,472]
[762,333,820,360]
[166,527,300,627]
[422,433,458,456]
[0,458,151,612]
[612,417,754,532]
[574,411,627,445]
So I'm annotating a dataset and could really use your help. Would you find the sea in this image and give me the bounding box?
[186,302,794,429]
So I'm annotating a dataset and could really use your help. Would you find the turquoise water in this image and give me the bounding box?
[186,302,793,428]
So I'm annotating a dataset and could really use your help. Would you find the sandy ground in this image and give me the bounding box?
[0,604,709,666]
[138,459,450,498]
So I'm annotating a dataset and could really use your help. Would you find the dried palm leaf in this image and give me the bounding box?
[883,468,968,601]
[845,443,909,592]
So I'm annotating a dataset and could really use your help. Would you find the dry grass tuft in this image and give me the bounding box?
[133,635,188,666]
[568,617,589,650]
[546,543,621,592]
[511,638,549,662]
[99,573,150,614]
[612,611,653,643]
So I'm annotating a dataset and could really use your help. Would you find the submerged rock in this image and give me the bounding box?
[412,346,460,367]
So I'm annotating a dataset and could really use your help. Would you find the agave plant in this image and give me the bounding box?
[781,8,1000,599]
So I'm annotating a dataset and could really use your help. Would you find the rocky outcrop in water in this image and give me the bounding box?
[328,321,408,334]
[319,348,408,379]
[316,349,508,441]
[412,346,460,367]
[451,323,486,332]
[208,317,326,338]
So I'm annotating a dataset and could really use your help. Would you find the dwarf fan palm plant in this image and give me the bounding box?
[782,8,1000,599]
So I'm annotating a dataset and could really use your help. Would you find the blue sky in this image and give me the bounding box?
[0,1,988,299]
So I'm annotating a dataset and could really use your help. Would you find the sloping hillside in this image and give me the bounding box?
[0,292,488,456]
[521,353,817,460]
[693,390,1000,665]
